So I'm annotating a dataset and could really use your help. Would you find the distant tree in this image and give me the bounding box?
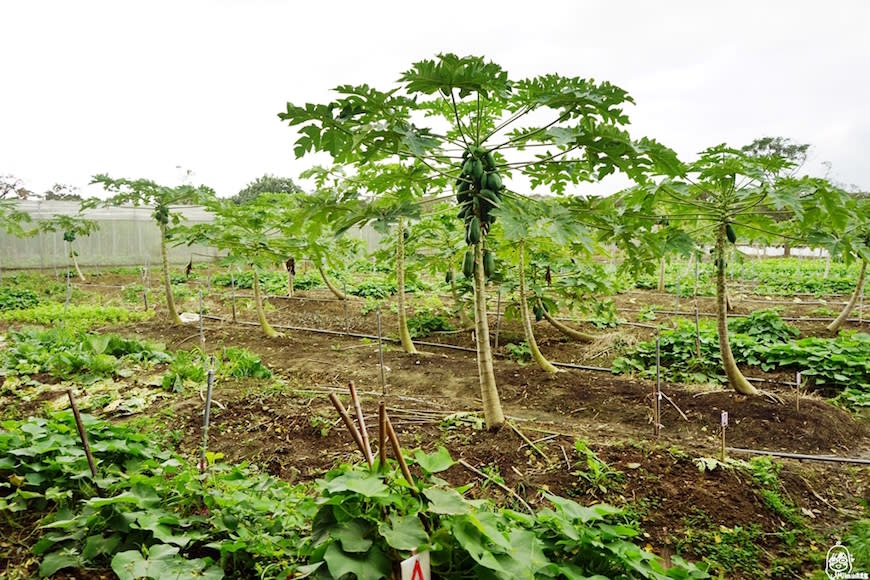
[93,175,215,325]
[742,136,811,257]
[0,175,32,200]
[43,183,84,202]
[38,212,99,281]
[231,175,303,205]
[0,200,31,236]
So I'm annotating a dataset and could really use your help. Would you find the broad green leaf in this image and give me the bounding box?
[323,542,391,580]
[412,447,455,473]
[333,518,373,553]
[423,486,470,515]
[378,514,428,551]
[39,551,79,577]
[323,471,389,498]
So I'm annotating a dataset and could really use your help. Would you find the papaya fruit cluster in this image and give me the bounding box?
[456,146,503,279]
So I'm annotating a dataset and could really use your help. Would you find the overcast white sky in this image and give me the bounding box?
[2,0,868,199]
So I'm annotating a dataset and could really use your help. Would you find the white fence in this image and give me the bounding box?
[0,200,382,270]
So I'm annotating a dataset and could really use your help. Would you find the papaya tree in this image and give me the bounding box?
[623,145,850,395]
[806,193,870,332]
[37,212,99,282]
[93,175,214,325]
[333,162,446,354]
[176,195,290,338]
[279,54,678,429]
[0,200,31,236]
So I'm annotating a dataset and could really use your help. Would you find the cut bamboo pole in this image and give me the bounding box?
[328,393,372,467]
[67,389,97,478]
[348,381,373,467]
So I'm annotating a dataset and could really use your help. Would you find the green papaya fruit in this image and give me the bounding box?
[726,223,737,244]
[533,304,544,322]
[445,270,453,284]
[462,250,474,278]
[479,188,501,207]
[462,159,474,175]
[471,159,484,179]
[484,151,496,170]
[483,250,495,278]
[468,217,481,244]
[486,172,502,190]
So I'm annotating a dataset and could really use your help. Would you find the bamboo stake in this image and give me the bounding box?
[67,389,97,478]
[378,402,387,471]
[328,393,371,467]
[348,381,373,467]
[376,309,386,396]
[385,412,415,491]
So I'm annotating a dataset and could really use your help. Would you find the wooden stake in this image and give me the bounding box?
[378,402,387,471]
[67,389,97,478]
[200,356,216,471]
[720,411,728,461]
[348,381,374,467]
[385,412,415,491]
[329,393,371,467]
[141,268,149,311]
[694,304,701,359]
[796,371,801,412]
[198,290,205,350]
[376,309,386,396]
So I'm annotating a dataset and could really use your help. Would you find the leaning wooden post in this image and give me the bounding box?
[348,381,374,467]
[329,393,372,468]
[67,389,97,478]
[378,402,387,471]
[385,412,416,492]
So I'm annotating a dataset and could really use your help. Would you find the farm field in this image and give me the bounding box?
[1,257,868,579]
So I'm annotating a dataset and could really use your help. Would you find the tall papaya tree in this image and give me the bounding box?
[622,146,850,395]
[279,54,678,430]
[93,175,214,325]
[38,212,99,282]
[335,162,444,354]
[808,193,870,332]
[176,195,291,338]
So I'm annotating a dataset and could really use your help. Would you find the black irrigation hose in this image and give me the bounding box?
[726,447,870,465]
[200,315,799,386]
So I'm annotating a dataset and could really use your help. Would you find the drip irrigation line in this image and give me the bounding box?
[726,447,870,465]
[200,315,802,387]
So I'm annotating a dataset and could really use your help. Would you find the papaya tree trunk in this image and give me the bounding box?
[396,217,418,354]
[252,268,279,338]
[472,241,504,430]
[68,241,86,282]
[716,224,758,395]
[287,271,294,297]
[827,259,867,333]
[317,264,347,300]
[449,268,472,327]
[657,257,666,292]
[518,242,558,374]
[160,224,184,325]
[537,298,595,342]
[783,241,791,258]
